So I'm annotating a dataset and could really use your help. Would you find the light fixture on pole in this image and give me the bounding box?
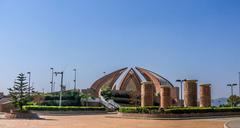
[239,72,240,96]
[176,79,187,107]
[50,68,54,93]
[55,71,64,107]
[27,72,31,95]
[73,69,77,90]
[227,83,237,107]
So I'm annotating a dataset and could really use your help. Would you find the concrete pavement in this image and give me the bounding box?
[225,119,240,128]
[0,112,4,119]
[0,114,225,128]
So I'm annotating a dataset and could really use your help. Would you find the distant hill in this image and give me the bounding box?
[211,97,228,106]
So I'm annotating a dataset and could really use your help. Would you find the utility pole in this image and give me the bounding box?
[53,82,55,92]
[55,71,64,107]
[227,83,237,107]
[73,69,77,90]
[32,82,34,90]
[239,72,240,96]
[176,79,187,107]
[27,72,31,95]
[50,68,54,93]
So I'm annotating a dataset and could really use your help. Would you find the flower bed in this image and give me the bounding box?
[118,107,240,119]
[119,106,159,113]
[24,105,106,111]
[119,107,240,114]
[4,112,39,119]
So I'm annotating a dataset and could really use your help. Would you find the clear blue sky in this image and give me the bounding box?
[0,0,240,99]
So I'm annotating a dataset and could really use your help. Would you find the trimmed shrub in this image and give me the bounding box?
[42,100,81,106]
[112,97,131,104]
[23,105,105,111]
[119,106,159,113]
[165,107,240,114]
[112,91,131,98]
[119,106,240,114]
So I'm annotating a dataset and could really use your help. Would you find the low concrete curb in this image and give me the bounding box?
[32,110,108,116]
[117,112,240,120]
[224,119,240,128]
[107,114,240,120]
[224,121,231,128]
[0,112,4,119]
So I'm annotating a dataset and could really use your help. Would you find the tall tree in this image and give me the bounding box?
[8,73,34,111]
[227,95,240,107]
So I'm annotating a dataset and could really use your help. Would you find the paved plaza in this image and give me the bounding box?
[224,119,240,128]
[0,114,235,128]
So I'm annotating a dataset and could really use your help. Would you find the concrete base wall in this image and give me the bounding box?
[0,102,14,113]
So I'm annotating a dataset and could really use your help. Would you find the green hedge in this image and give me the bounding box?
[119,106,159,113]
[165,107,240,114]
[42,100,81,106]
[44,95,81,100]
[119,107,240,114]
[24,105,105,111]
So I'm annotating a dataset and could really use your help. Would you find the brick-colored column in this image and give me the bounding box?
[200,84,211,107]
[141,81,154,107]
[184,80,198,107]
[160,86,171,108]
[171,87,179,106]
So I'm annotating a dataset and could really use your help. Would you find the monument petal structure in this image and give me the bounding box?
[90,67,179,106]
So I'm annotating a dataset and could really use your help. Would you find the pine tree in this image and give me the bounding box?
[8,73,33,111]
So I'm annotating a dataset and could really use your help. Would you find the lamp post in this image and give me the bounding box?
[27,72,31,96]
[239,72,240,96]
[176,79,187,107]
[227,83,237,107]
[73,69,77,90]
[50,68,54,93]
[55,71,64,107]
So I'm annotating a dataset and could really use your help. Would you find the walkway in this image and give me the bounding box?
[225,119,240,128]
[0,114,228,128]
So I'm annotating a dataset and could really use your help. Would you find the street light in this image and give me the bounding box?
[73,69,77,90]
[176,79,187,107]
[239,72,240,96]
[227,83,237,97]
[227,83,237,107]
[50,68,54,93]
[55,71,64,107]
[27,72,31,95]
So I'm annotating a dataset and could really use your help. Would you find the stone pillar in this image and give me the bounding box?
[184,80,198,107]
[171,87,179,106]
[160,86,171,108]
[200,84,211,107]
[141,81,154,107]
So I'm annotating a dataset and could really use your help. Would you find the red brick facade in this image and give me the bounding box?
[160,86,171,108]
[141,82,154,107]
[200,84,211,107]
[184,80,198,107]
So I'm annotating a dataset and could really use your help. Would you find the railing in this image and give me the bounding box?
[98,89,120,110]
[99,96,116,110]
[108,99,120,108]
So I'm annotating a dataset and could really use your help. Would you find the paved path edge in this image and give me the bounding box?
[107,115,240,120]
[224,120,231,128]
[224,119,240,128]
